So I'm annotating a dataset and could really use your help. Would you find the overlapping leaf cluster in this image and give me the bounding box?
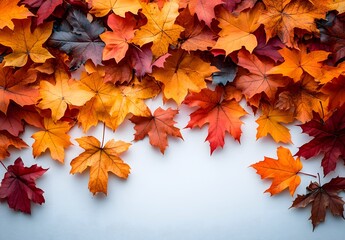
[0,0,345,230]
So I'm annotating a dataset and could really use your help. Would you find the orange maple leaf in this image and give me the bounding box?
[0,19,54,67]
[0,131,27,160]
[38,77,94,122]
[213,3,262,55]
[235,49,290,100]
[251,146,303,196]
[184,86,247,154]
[256,104,294,144]
[259,0,324,48]
[267,46,330,82]
[88,0,141,17]
[130,107,183,154]
[0,0,33,30]
[31,118,72,163]
[131,1,184,57]
[70,136,131,195]
[151,50,218,105]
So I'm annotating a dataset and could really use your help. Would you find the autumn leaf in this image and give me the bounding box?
[151,49,218,105]
[296,105,345,176]
[70,136,131,195]
[0,19,54,67]
[291,177,345,230]
[130,107,183,154]
[0,106,24,137]
[213,3,262,55]
[322,75,345,110]
[100,13,136,63]
[88,0,141,17]
[267,46,330,82]
[0,157,47,214]
[0,131,27,160]
[259,0,324,48]
[22,0,63,25]
[38,77,94,122]
[103,59,132,84]
[184,86,247,154]
[47,9,105,70]
[131,1,184,57]
[179,0,223,26]
[0,63,38,113]
[256,104,294,144]
[235,49,290,100]
[0,0,33,30]
[251,146,303,196]
[31,118,72,163]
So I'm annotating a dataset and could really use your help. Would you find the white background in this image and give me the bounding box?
[0,98,344,240]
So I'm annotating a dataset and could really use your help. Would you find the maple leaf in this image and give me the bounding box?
[251,146,303,195]
[22,0,63,25]
[0,105,24,137]
[0,19,54,67]
[0,157,47,214]
[151,49,218,105]
[184,86,247,154]
[38,77,94,122]
[131,1,184,57]
[256,104,294,144]
[235,49,290,100]
[100,13,136,63]
[296,105,345,176]
[77,71,117,132]
[0,131,27,160]
[291,177,345,229]
[212,3,262,55]
[103,59,132,84]
[179,0,223,26]
[0,0,33,30]
[108,77,160,130]
[70,136,131,195]
[322,75,345,110]
[259,0,324,48]
[267,46,330,82]
[87,0,141,17]
[0,63,38,114]
[47,9,105,70]
[130,107,183,154]
[276,74,328,123]
[31,118,72,163]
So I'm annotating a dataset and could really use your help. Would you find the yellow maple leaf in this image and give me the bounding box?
[131,1,184,57]
[0,0,33,30]
[88,0,141,17]
[151,50,218,105]
[38,78,94,122]
[212,3,262,55]
[31,118,72,163]
[70,136,131,195]
[0,19,53,67]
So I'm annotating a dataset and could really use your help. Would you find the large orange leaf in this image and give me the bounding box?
[0,19,53,67]
[70,136,131,195]
[0,0,33,30]
[151,50,218,105]
[256,104,294,144]
[267,46,330,82]
[88,0,141,17]
[259,0,324,48]
[0,63,38,113]
[251,146,303,196]
[31,118,72,163]
[131,1,184,57]
[130,107,183,154]
[213,3,262,55]
[235,49,290,100]
[184,86,247,154]
[38,77,94,122]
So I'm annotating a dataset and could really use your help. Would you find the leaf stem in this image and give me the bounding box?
[0,161,8,171]
[101,122,106,148]
[299,171,317,178]
[317,173,321,185]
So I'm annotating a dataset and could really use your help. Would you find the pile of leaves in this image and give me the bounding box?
[1,0,345,230]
